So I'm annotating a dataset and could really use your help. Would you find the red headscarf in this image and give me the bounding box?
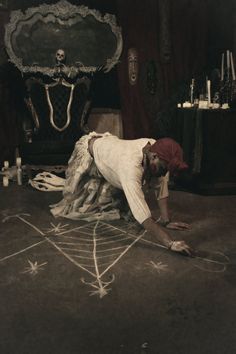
[149,138,188,175]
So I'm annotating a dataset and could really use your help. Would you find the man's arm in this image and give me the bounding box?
[158,197,191,230]
[121,175,192,255]
[158,197,170,223]
[142,217,172,248]
[142,217,193,256]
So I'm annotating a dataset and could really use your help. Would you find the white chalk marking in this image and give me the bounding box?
[147,260,168,274]
[0,240,46,262]
[57,221,97,235]
[2,214,97,278]
[92,221,105,293]
[55,232,128,242]
[42,236,97,278]
[45,222,69,234]
[99,224,145,278]
[193,252,230,273]
[2,214,230,298]
[59,244,128,253]
[124,224,230,271]
[21,260,48,275]
[69,252,128,260]
[17,215,45,236]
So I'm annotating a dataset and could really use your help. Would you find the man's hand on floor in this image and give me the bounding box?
[170,240,194,256]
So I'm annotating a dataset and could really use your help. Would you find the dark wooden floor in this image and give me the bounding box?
[0,184,236,354]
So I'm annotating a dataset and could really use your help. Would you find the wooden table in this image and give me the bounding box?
[172,108,236,194]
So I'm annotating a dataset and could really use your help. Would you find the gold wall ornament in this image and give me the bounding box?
[128,47,138,85]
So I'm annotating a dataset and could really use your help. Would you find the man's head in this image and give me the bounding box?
[144,138,188,177]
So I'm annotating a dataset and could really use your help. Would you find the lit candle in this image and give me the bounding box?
[221,53,224,81]
[230,52,236,81]
[227,50,230,69]
[3,176,9,187]
[207,80,211,105]
[190,78,194,104]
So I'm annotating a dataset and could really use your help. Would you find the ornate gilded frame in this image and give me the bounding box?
[4,0,122,77]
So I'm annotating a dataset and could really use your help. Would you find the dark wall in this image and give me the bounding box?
[116,0,209,139]
[116,0,236,138]
[0,0,235,164]
[8,0,116,13]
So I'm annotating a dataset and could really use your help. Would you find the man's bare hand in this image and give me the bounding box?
[166,221,191,230]
[170,240,194,256]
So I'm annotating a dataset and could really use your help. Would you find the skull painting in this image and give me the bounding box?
[55,49,66,64]
[128,48,138,85]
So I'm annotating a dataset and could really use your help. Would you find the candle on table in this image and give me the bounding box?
[207,80,211,105]
[227,50,230,69]
[221,53,224,81]
[230,52,236,81]
[190,78,194,104]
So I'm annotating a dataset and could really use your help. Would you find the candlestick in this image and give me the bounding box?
[207,80,211,105]
[227,50,230,69]
[16,157,22,185]
[190,78,195,104]
[221,53,224,81]
[230,52,236,81]
[3,176,9,187]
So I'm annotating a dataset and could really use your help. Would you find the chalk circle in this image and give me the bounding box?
[192,250,230,273]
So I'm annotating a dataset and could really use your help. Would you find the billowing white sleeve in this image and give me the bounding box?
[120,172,151,224]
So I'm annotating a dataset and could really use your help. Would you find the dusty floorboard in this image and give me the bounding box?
[0,184,236,354]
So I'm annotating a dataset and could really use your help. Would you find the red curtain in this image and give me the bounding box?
[116,0,159,139]
[170,0,208,85]
[116,0,208,139]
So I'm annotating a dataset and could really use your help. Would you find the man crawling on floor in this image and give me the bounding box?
[48,132,193,256]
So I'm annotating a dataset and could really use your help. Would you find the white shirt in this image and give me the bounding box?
[93,135,169,224]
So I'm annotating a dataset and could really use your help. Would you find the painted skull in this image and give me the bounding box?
[55,49,66,64]
[128,48,138,85]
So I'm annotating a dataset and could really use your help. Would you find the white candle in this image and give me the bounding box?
[190,78,194,104]
[221,53,224,81]
[3,176,9,187]
[3,160,9,169]
[227,50,230,69]
[207,80,211,105]
[230,52,236,81]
